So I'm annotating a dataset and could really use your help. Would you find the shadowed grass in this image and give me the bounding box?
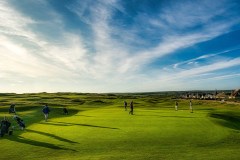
[209,111,240,130]
[26,129,78,144]
[41,121,119,130]
[7,136,76,151]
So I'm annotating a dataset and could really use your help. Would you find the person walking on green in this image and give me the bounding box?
[42,104,50,122]
[124,101,127,111]
[190,100,193,113]
[175,101,178,111]
[129,101,134,115]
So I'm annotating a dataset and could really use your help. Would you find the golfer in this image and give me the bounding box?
[175,101,178,111]
[190,100,193,113]
[63,106,68,115]
[129,101,134,115]
[42,104,50,122]
[124,101,127,111]
[9,103,16,114]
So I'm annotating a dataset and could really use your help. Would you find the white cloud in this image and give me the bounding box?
[175,58,240,78]
[194,73,240,81]
[68,0,239,77]
[150,0,233,30]
[171,48,240,69]
[0,1,95,87]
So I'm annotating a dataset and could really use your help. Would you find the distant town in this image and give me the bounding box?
[178,89,240,101]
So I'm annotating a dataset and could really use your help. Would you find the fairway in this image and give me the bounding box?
[0,93,240,160]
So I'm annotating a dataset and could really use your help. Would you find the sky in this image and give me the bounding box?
[0,0,240,93]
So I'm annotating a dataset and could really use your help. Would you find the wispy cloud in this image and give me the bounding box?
[194,73,240,81]
[172,48,240,69]
[68,0,240,75]
[174,58,240,79]
[0,1,90,79]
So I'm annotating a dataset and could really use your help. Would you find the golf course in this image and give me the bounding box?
[0,92,240,160]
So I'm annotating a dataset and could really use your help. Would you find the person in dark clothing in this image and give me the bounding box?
[129,101,134,115]
[42,104,50,122]
[124,101,127,111]
[0,116,11,137]
[63,107,68,115]
[9,103,16,114]
[13,115,25,130]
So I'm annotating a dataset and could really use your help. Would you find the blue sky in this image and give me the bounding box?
[0,0,240,93]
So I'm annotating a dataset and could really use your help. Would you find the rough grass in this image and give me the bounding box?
[0,93,240,160]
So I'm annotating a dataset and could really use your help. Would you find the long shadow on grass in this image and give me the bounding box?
[135,115,195,118]
[160,115,196,118]
[39,122,71,126]
[42,121,119,130]
[7,136,76,151]
[73,115,93,117]
[26,129,78,144]
[209,113,240,130]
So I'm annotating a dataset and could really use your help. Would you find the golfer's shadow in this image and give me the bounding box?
[7,135,77,151]
[6,128,78,151]
[44,121,119,130]
[26,129,78,144]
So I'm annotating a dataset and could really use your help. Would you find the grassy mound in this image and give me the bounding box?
[209,111,240,130]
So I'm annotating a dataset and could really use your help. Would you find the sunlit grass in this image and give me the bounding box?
[0,93,240,159]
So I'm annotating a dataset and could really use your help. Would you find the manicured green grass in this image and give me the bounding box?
[0,93,240,160]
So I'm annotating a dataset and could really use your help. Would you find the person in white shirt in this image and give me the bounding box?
[175,101,178,111]
[190,100,193,113]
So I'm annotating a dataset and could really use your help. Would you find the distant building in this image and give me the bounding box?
[216,92,227,100]
[229,89,240,99]
[179,89,240,100]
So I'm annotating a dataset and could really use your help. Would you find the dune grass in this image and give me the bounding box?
[0,93,240,160]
